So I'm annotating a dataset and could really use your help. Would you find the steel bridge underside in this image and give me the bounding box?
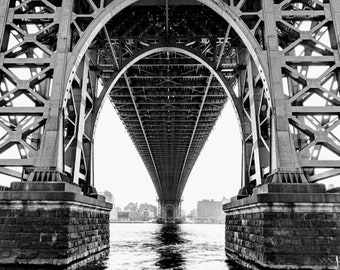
[95,3,236,203]
[2,0,340,206]
[109,54,227,203]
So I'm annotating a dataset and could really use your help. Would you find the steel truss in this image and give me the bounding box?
[0,0,339,202]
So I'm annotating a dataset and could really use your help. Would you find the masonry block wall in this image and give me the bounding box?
[0,182,112,267]
[223,184,340,270]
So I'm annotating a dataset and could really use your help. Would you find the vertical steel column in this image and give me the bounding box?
[73,56,89,185]
[260,0,301,177]
[330,0,340,53]
[30,0,74,181]
[246,60,262,183]
[0,1,10,178]
[238,51,252,188]
[0,0,10,48]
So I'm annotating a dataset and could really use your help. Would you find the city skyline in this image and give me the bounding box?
[98,194,225,213]
[100,189,225,224]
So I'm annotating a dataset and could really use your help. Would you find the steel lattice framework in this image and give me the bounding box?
[1,0,340,212]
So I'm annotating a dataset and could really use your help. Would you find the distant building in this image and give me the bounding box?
[197,199,224,223]
[124,202,138,213]
[139,203,157,217]
[117,211,129,222]
[129,212,142,221]
[116,211,142,221]
[141,209,154,220]
[98,190,113,204]
[98,190,114,204]
[188,208,197,219]
[115,202,158,222]
[98,190,117,221]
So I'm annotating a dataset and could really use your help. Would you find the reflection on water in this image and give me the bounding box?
[154,224,187,269]
[1,224,246,270]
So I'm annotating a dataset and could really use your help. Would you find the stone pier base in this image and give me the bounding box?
[0,182,112,267]
[223,184,340,270]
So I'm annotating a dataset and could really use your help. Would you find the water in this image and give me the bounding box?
[85,223,246,270]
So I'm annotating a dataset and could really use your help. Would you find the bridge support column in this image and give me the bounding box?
[158,201,182,223]
[0,182,112,267]
[223,184,340,269]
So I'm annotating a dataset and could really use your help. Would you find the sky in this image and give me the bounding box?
[94,99,242,213]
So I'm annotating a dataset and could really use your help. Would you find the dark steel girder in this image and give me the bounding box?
[110,80,225,89]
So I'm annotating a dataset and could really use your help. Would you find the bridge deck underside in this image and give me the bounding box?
[95,4,235,201]
[110,54,227,201]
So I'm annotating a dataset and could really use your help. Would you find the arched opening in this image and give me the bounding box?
[64,0,272,216]
[92,45,242,221]
[165,205,174,221]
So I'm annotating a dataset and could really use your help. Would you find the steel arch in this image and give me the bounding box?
[61,0,274,194]
[90,44,244,200]
[64,0,271,106]
[92,44,242,140]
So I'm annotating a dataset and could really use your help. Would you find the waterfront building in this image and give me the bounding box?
[197,199,224,223]
[139,203,157,217]
[188,209,197,220]
[117,211,130,222]
[124,202,138,213]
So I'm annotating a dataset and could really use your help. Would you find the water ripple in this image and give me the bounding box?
[87,223,247,270]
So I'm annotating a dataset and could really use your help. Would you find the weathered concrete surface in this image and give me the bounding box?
[0,182,112,267]
[223,184,340,270]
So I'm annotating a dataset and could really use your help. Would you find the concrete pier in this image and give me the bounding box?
[223,184,340,270]
[0,182,112,268]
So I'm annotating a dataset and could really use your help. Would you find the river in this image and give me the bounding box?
[84,223,246,270]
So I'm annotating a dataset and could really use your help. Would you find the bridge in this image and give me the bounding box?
[0,0,340,269]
